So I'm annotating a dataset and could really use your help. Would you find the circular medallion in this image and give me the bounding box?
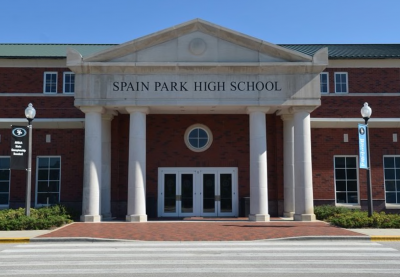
[189,38,207,56]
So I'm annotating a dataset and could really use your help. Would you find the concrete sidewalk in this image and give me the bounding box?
[1,219,400,243]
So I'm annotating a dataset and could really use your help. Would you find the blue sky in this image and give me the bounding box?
[2,0,399,44]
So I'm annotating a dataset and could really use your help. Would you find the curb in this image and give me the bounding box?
[0,238,30,244]
[371,236,400,241]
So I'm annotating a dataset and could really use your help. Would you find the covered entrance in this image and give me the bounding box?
[158,167,238,217]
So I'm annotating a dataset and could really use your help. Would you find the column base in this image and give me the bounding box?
[294,213,316,221]
[283,212,295,218]
[101,213,113,221]
[126,214,147,222]
[80,215,102,222]
[249,214,270,222]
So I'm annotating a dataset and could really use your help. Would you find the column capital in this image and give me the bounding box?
[102,111,117,121]
[80,106,105,114]
[289,106,316,114]
[246,107,270,114]
[280,114,294,121]
[126,107,149,114]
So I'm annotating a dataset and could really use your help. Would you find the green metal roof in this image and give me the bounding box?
[280,44,400,59]
[1,43,400,59]
[0,44,115,58]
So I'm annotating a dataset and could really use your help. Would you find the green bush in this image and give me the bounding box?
[314,205,351,220]
[0,205,73,230]
[315,205,400,228]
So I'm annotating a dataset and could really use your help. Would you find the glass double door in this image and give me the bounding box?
[158,168,238,217]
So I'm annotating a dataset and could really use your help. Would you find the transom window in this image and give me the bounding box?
[334,72,348,93]
[0,157,10,207]
[334,156,359,204]
[43,72,58,94]
[63,72,75,94]
[320,72,329,94]
[36,157,61,206]
[383,156,400,204]
[184,124,213,152]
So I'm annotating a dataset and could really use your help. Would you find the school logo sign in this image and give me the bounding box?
[10,126,28,170]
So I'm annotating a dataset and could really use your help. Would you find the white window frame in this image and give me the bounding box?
[383,155,400,208]
[334,72,348,93]
[320,72,329,94]
[63,72,75,94]
[43,72,58,94]
[35,156,61,207]
[334,155,360,207]
[0,156,11,208]
[184,124,213,152]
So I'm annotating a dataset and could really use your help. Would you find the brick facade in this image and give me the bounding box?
[1,63,400,217]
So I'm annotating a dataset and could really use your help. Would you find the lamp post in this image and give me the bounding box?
[24,103,36,216]
[361,102,373,217]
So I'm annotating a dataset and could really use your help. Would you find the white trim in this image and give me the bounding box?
[311,118,400,128]
[334,72,348,94]
[35,156,61,207]
[63,72,75,94]
[0,156,10,208]
[184,124,213,152]
[334,155,360,206]
[383,155,400,207]
[320,72,329,94]
[43,72,58,94]
[0,118,84,129]
[158,167,238,217]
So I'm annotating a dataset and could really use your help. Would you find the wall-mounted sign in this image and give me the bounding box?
[10,125,28,170]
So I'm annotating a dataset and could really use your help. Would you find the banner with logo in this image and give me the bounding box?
[10,125,29,170]
[358,123,368,169]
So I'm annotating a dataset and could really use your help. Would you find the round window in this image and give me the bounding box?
[184,124,213,152]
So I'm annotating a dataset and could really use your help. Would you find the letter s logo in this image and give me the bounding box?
[12,128,27,137]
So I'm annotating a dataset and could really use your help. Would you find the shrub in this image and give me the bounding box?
[314,205,351,220]
[316,206,400,228]
[0,205,73,231]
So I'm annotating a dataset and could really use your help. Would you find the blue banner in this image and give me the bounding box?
[358,124,368,169]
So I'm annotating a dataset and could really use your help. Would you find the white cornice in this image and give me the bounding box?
[0,118,84,129]
[311,118,400,128]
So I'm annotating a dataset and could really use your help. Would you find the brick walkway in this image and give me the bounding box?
[38,219,365,241]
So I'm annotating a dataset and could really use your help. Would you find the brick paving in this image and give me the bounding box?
[38,219,366,241]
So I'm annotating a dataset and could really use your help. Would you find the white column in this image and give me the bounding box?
[292,107,316,221]
[80,106,104,222]
[101,113,114,220]
[247,107,270,222]
[126,107,148,222]
[281,114,295,218]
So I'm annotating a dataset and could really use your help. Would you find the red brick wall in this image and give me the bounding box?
[0,128,84,206]
[313,96,400,118]
[312,127,400,201]
[0,96,83,118]
[323,68,400,93]
[110,114,284,203]
[0,67,72,93]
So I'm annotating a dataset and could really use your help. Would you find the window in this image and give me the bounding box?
[383,156,400,205]
[184,124,213,152]
[43,72,58,94]
[320,72,329,94]
[36,157,61,206]
[334,156,359,204]
[63,72,75,94]
[0,157,10,207]
[334,72,348,93]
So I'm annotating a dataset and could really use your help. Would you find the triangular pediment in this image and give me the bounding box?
[80,19,313,63]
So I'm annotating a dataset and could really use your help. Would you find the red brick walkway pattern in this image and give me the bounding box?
[38,220,365,241]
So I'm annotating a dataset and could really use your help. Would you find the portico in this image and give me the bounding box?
[67,19,327,222]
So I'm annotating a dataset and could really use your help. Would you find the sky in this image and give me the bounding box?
[1,0,399,45]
